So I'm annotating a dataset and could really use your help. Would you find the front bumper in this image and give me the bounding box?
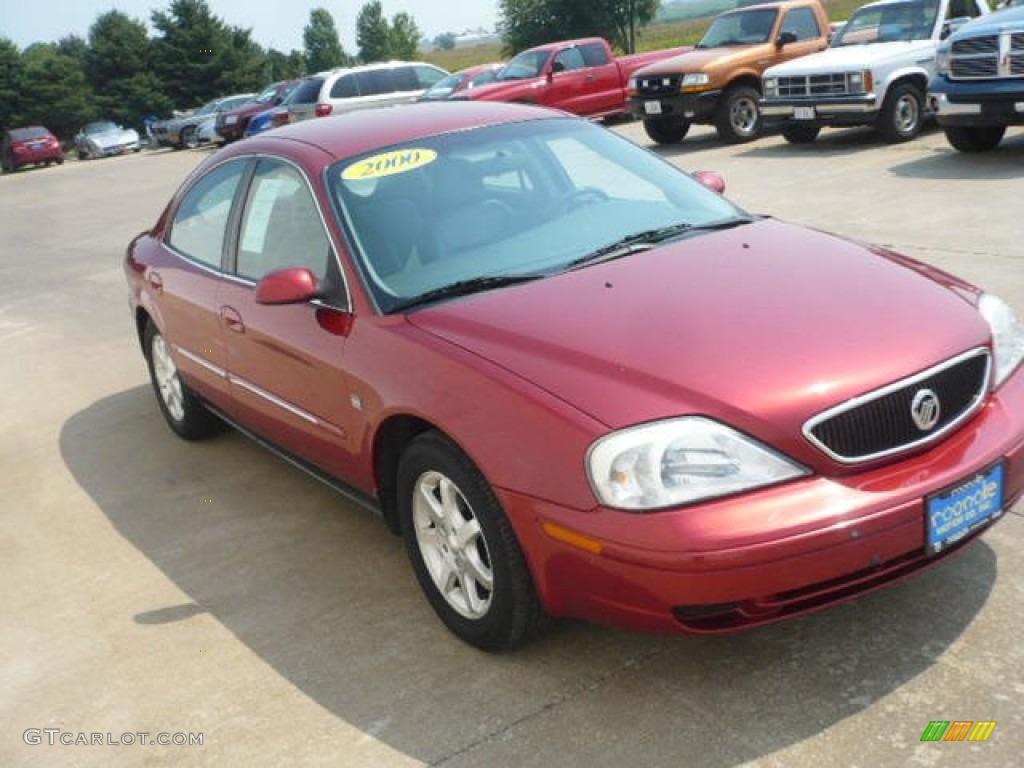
[928,78,1024,128]
[629,91,723,123]
[761,95,878,127]
[500,367,1024,635]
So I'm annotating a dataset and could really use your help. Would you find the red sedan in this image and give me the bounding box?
[124,102,1024,650]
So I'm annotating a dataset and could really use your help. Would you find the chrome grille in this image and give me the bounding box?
[776,74,849,98]
[804,349,990,463]
[949,31,1024,80]
[635,75,682,97]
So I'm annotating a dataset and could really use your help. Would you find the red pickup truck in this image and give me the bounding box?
[457,37,693,119]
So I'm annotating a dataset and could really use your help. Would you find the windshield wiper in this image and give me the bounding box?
[390,273,545,313]
[564,216,754,271]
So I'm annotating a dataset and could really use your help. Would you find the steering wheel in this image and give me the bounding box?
[559,186,609,213]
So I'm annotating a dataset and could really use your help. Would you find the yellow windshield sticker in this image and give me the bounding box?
[342,148,438,180]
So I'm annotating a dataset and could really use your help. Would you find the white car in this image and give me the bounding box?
[761,0,991,143]
[74,121,141,159]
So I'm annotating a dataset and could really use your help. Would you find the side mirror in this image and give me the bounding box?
[776,31,798,47]
[550,61,566,76]
[693,170,726,195]
[941,17,969,40]
[254,267,321,305]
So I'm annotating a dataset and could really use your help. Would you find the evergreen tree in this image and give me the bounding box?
[19,43,96,138]
[389,13,421,60]
[356,1,391,63]
[0,38,23,131]
[304,8,349,72]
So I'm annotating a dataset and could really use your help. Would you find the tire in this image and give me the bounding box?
[643,116,690,144]
[143,322,222,440]
[397,432,544,651]
[877,82,925,143]
[182,126,198,150]
[781,123,822,144]
[943,125,1005,153]
[715,85,762,144]
[55,156,64,165]
[77,150,88,160]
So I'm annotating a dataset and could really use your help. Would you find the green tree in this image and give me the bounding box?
[150,0,266,108]
[86,11,170,130]
[389,12,421,60]
[266,49,307,81]
[433,32,457,51]
[19,43,96,138]
[356,1,391,63]
[499,0,660,54]
[304,8,349,72]
[0,38,24,131]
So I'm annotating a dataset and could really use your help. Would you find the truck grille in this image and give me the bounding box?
[949,32,1024,80]
[804,349,990,463]
[634,75,682,97]
[776,74,850,98]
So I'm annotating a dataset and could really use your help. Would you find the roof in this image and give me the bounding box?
[234,101,562,161]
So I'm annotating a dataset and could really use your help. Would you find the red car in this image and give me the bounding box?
[215,79,299,142]
[2,126,64,172]
[124,103,1024,650]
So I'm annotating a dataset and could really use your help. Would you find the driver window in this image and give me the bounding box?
[553,47,586,73]
[781,8,821,40]
[236,159,331,283]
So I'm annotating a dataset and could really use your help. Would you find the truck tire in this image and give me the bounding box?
[715,85,762,144]
[781,123,822,144]
[643,117,690,144]
[943,125,1005,153]
[877,82,924,143]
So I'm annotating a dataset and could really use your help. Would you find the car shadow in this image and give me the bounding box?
[60,387,998,766]
[888,130,1024,179]
[737,124,922,159]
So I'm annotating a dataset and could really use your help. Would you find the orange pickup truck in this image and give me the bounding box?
[628,0,831,143]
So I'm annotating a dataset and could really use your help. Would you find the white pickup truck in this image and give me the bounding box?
[761,0,991,143]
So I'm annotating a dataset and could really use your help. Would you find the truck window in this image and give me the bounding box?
[553,47,587,73]
[579,43,611,67]
[781,7,822,40]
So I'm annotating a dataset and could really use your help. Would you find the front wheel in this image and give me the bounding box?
[943,125,1005,153]
[715,85,762,144]
[643,116,690,144]
[144,323,222,440]
[781,123,822,144]
[398,432,543,650]
[182,126,198,150]
[877,82,925,143]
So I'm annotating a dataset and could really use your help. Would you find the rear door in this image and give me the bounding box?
[217,156,361,480]
[156,158,251,412]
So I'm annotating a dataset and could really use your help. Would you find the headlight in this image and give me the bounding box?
[680,73,710,91]
[628,77,638,91]
[979,293,1024,387]
[846,70,872,94]
[935,45,951,77]
[763,77,778,98]
[586,417,808,511]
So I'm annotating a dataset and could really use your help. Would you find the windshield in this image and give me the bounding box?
[698,9,779,47]
[421,73,465,100]
[498,50,549,80]
[833,0,939,45]
[84,121,118,134]
[328,118,743,313]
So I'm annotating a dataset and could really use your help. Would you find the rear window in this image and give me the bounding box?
[287,78,325,105]
[11,127,50,141]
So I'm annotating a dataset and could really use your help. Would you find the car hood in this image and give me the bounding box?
[87,129,138,147]
[408,219,988,468]
[765,41,936,76]
[636,45,764,76]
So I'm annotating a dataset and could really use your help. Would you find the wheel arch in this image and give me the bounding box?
[373,413,450,534]
[725,73,763,94]
[134,306,153,352]
[880,69,929,103]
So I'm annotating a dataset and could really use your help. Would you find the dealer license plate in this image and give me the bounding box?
[926,462,1004,555]
[644,101,663,116]
[794,106,816,120]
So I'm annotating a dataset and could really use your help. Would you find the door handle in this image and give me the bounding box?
[585,75,596,82]
[220,306,245,333]
[147,271,163,293]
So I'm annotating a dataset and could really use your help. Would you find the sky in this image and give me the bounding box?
[3,0,501,52]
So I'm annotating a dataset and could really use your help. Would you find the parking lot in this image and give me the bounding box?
[2,122,1022,768]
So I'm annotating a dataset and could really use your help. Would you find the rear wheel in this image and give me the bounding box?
[943,125,1005,153]
[398,432,544,650]
[715,85,762,143]
[781,123,822,144]
[877,82,924,143]
[55,156,64,165]
[144,323,222,440]
[643,116,690,145]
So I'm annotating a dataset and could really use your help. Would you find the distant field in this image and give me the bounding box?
[423,0,869,71]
